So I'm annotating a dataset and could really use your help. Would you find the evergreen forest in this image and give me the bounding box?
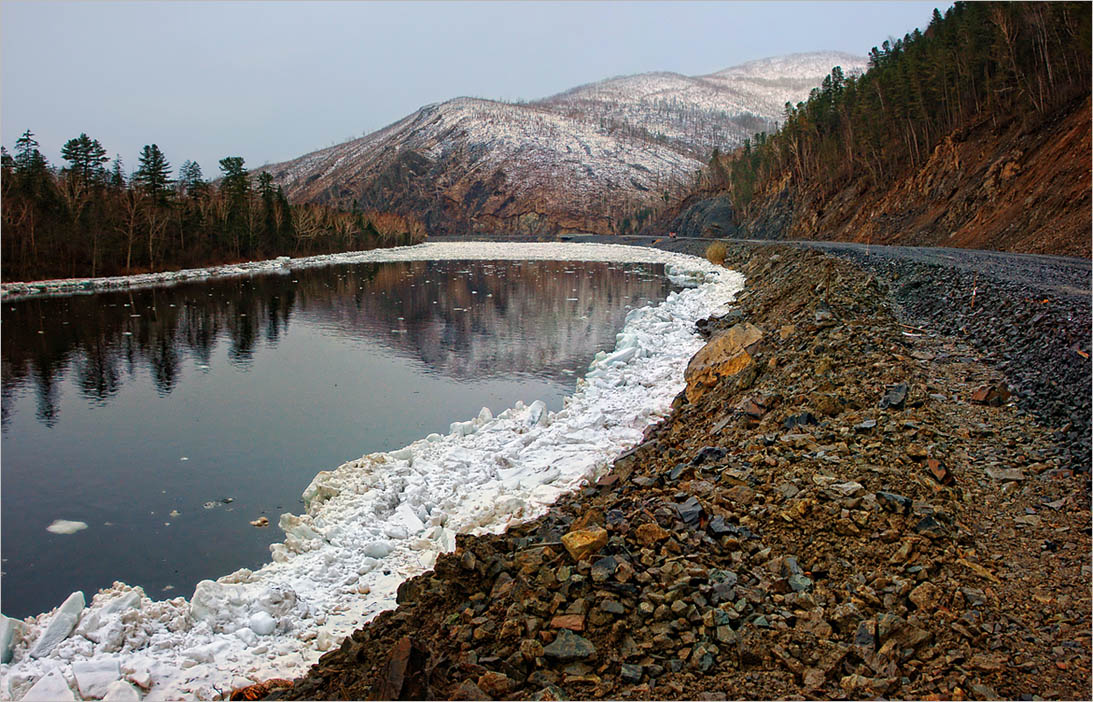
[716,1,1091,214]
[1,135,426,282]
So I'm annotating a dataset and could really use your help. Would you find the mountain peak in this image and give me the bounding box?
[267,51,866,237]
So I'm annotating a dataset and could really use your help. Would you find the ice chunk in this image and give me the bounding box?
[477,406,493,422]
[362,541,392,558]
[597,346,637,367]
[248,611,276,636]
[449,419,476,437]
[393,503,425,534]
[76,588,142,643]
[46,519,88,535]
[278,513,323,542]
[102,680,142,702]
[29,590,85,658]
[189,581,297,634]
[526,400,548,427]
[301,470,339,510]
[0,614,22,664]
[73,659,121,699]
[389,446,414,462]
[22,670,77,702]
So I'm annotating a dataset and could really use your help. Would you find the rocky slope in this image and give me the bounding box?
[660,94,1092,258]
[263,53,865,238]
[250,243,1091,701]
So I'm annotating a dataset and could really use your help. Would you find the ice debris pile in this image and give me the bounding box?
[0,242,744,701]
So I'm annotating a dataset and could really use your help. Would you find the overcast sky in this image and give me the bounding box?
[2,1,944,178]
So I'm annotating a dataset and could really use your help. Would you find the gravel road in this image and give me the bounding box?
[652,236,1092,474]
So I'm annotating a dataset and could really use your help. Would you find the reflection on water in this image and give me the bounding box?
[0,260,674,618]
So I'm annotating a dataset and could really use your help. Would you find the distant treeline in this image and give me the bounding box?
[716,1,1091,211]
[1,134,427,282]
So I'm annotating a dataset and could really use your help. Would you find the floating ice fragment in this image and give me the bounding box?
[46,519,88,535]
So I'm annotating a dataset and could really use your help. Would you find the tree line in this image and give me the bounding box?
[1,133,427,282]
[716,1,1091,214]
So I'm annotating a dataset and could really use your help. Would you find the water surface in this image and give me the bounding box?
[1,259,674,617]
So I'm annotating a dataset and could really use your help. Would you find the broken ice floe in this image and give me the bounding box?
[0,242,744,701]
[45,520,88,535]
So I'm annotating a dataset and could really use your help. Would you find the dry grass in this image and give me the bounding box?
[705,241,727,266]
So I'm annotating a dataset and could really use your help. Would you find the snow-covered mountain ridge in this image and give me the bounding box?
[267,51,865,237]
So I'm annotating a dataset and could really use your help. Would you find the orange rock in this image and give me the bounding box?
[634,522,670,546]
[684,323,763,402]
[561,527,608,562]
[550,613,586,631]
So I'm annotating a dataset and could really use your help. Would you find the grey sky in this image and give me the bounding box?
[2,1,944,179]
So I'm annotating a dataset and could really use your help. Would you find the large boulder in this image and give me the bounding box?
[684,323,763,403]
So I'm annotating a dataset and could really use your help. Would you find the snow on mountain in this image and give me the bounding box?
[266,51,866,236]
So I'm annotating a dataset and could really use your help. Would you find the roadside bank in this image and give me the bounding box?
[260,243,1092,700]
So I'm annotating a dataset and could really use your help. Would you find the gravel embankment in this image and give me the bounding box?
[254,242,1091,701]
[654,238,1092,475]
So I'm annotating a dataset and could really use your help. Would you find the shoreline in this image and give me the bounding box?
[267,242,1090,701]
[0,243,745,701]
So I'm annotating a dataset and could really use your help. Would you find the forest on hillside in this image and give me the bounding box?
[716,2,1091,214]
[1,133,426,282]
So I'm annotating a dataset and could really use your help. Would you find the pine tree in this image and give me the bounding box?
[13,129,48,177]
[218,157,249,200]
[178,160,207,198]
[133,144,172,201]
[60,133,109,184]
[256,171,275,200]
[108,156,126,188]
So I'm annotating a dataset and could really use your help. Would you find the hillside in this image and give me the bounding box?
[656,2,1091,258]
[264,52,865,237]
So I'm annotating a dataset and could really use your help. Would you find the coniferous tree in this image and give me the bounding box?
[13,129,49,179]
[133,144,172,201]
[108,156,126,188]
[178,160,207,198]
[60,133,109,184]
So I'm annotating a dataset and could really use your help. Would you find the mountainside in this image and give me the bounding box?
[655,3,1092,258]
[658,93,1092,257]
[265,52,865,237]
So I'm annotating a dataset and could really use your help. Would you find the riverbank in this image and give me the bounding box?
[0,243,743,701]
[263,242,1091,700]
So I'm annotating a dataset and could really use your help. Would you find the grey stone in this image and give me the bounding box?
[543,629,596,662]
[876,491,913,514]
[620,663,643,684]
[788,574,813,592]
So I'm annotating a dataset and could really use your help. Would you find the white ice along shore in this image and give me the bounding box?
[0,242,745,701]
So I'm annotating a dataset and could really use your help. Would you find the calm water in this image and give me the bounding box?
[1,259,675,618]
